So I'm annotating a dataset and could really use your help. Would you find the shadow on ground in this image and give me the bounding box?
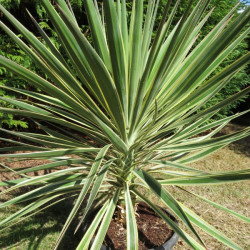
[0,196,85,250]
[229,136,250,157]
[219,122,250,157]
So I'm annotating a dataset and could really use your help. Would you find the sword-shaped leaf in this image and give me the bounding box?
[125,183,138,250]
[133,189,205,250]
[54,145,111,249]
[132,169,205,247]
[90,188,121,250]
[76,200,110,250]
[179,203,242,250]
[159,169,250,185]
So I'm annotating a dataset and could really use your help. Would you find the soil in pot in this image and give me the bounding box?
[103,202,175,250]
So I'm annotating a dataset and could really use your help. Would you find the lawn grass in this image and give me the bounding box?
[0,205,62,250]
[0,193,82,250]
[0,124,249,249]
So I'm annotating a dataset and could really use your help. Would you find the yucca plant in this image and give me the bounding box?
[0,0,250,249]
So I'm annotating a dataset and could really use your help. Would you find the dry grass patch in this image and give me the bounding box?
[172,139,250,250]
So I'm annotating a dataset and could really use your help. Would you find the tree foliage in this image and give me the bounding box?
[0,0,85,128]
[150,0,250,120]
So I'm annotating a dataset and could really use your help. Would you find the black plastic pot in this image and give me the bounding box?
[99,230,179,250]
[84,204,179,250]
[152,207,179,250]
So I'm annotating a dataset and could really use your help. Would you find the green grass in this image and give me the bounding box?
[0,195,83,250]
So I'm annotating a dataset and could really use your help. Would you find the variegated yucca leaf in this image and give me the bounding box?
[0,0,249,249]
